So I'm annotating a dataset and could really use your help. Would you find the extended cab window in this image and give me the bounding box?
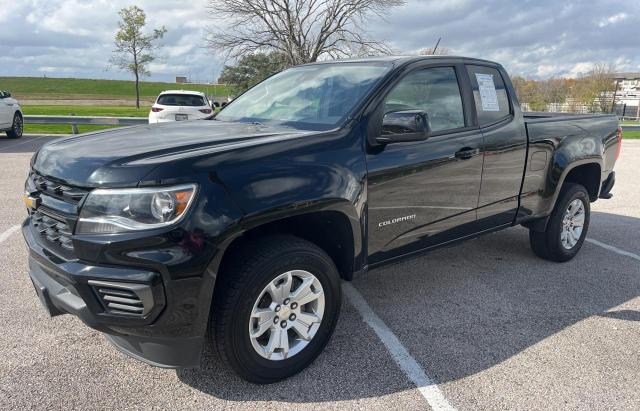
[466,65,511,126]
[383,67,465,133]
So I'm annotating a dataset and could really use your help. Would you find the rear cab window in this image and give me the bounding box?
[157,94,207,107]
[466,65,511,127]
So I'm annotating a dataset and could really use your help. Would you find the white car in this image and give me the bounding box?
[148,90,213,124]
[0,91,23,138]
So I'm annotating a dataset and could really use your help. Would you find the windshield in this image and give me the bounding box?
[215,62,392,130]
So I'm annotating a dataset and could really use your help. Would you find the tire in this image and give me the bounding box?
[211,235,342,383]
[6,113,23,139]
[529,183,590,262]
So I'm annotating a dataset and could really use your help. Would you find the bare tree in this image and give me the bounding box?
[206,0,406,65]
[418,47,450,56]
[111,6,167,108]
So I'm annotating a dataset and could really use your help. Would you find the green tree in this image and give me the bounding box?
[111,6,167,108]
[571,64,616,113]
[218,52,289,96]
[511,76,569,112]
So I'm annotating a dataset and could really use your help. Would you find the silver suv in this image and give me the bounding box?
[0,91,23,138]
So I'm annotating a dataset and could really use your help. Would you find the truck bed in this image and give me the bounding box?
[524,112,619,155]
[519,111,620,222]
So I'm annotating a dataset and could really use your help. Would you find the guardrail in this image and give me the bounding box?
[24,115,147,134]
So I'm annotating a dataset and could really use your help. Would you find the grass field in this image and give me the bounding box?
[25,105,147,117]
[0,77,230,101]
[0,76,228,134]
[22,105,148,134]
[624,130,640,139]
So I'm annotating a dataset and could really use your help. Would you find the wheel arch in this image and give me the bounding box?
[525,160,601,232]
[216,206,362,284]
[561,162,601,202]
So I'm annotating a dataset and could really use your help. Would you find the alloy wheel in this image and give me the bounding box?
[13,115,23,137]
[561,198,585,249]
[249,270,325,361]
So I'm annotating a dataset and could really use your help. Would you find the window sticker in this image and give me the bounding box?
[475,73,500,112]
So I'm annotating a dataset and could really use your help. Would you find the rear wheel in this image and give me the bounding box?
[6,113,23,139]
[211,235,341,383]
[529,183,590,262]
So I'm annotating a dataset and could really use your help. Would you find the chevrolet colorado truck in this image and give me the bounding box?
[23,56,620,383]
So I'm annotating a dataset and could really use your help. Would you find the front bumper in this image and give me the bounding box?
[23,220,205,368]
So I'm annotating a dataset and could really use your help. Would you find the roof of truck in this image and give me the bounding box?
[308,55,501,67]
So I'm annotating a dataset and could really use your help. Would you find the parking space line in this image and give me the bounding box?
[343,282,456,411]
[586,238,640,262]
[0,225,21,244]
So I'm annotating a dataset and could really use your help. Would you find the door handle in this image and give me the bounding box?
[455,147,479,160]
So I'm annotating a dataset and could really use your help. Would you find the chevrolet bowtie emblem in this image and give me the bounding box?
[24,192,39,211]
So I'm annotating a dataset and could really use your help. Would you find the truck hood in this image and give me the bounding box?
[33,120,313,187]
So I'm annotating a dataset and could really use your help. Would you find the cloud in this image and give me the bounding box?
[0,0,639,81]
[598,12,628,27]
[0,0,222,82]
[370,0,640,78]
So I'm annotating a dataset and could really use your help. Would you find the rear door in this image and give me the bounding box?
[366,63,484,264]
[465,65,528,228]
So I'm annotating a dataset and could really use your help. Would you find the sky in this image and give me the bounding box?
[0,0,638,82]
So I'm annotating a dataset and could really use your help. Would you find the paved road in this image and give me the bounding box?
[0,136,638,409]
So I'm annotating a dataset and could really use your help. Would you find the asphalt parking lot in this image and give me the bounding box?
[0,136,638,410]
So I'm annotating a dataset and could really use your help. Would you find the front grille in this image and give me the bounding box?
[32,210,74,251]
[28,172,90,256]
[32,173,86,204]
[89,280,154,317]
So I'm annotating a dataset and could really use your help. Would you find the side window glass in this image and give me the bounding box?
[382,67,465,133]
[466,65,511,126]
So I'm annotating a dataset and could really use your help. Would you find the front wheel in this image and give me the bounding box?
[529,183,590,262]
[211,235,342,383]
[6,113,23,139]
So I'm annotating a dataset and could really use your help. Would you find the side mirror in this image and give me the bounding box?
[376,110,431,145]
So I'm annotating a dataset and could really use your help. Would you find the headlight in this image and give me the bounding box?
[76,184,197,234]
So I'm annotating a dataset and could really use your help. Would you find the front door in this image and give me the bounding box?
[366,65,484,264]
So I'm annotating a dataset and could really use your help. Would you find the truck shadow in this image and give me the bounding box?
[178,211,639,402]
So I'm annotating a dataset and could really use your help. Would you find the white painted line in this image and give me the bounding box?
[0,225,21,244]
[586,238,640,262]
[343,282,456,411]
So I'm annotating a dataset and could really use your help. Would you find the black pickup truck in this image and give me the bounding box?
[23,56,620,383]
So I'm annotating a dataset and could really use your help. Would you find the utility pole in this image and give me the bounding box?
[610,79,620,114]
